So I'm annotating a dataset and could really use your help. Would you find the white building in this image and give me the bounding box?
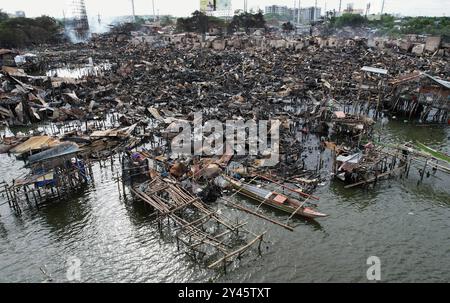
[265,5,321,23]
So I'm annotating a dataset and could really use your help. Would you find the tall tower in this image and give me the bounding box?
[314,0,317,21]
[70,0,90,40]
[152,0,156,22]
[293,0,296,24]
[131,0,136,22]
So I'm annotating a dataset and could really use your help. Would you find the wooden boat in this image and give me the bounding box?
[223,175,328,219]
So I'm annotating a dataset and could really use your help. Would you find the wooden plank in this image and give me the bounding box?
[255,173,320,201]
[286,197,309,223]
[344,165,406,189]
[208,233,265,269]
[221,197,294,231]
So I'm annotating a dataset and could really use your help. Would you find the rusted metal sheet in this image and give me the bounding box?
[10,136,60,154]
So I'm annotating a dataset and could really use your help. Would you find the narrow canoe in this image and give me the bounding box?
[223,175,328,219]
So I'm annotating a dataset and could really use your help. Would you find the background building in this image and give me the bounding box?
[15,11,26,17]
[300,7,321,23]
[265,5,321,24]
[265,5,289,16]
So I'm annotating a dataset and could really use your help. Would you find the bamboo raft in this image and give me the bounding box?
[130,176,265,270]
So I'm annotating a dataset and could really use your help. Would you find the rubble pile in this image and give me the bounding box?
[0,31,448,199]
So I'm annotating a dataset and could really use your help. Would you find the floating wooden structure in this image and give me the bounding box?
[332,143,407,188]
[3,150,94,213]
[130,176,265,271]
[331,140,450,188]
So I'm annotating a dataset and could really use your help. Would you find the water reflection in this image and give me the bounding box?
[37,187,92,240]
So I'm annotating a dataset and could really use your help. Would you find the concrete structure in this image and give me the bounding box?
[411,44,425,55]
[265,5,289,16]
[15,11,26,18]
[264,5,321,23]
[424,36,441,53]
[212,39,226,50]
[0,49,18,67]
[299,7,321,23]
[343,3,364,15]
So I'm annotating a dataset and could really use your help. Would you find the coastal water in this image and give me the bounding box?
[0,120,449,282]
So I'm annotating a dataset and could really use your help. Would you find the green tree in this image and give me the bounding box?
[160,16,174,27]
[228,11,266,33]
[0,9,9,22]
[176,11,225,34]
[330,13,367,28]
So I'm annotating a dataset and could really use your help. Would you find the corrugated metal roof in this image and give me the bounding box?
[28,142,79,164]
[361,66,388,75]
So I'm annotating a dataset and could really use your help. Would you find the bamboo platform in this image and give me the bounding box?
[3,158,94,214]
[130,176,265,271]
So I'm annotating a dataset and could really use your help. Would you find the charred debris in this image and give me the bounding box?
[0,27,449,271]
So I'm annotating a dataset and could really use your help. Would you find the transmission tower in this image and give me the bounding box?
[70,0,90,40]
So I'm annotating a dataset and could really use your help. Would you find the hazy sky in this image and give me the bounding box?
[0,0,449,18]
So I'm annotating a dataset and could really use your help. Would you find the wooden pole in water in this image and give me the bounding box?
[4,184,12,208]
[31,188,38,206]
[420,159,428,183]
[333,147,337,176]
[23,186,31,205]
[406,158,412,178]
[258,234,264,255]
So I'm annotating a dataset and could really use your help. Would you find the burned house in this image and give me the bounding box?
[3,140,94,213]
[388,72,450,123]
[356,66,389,118]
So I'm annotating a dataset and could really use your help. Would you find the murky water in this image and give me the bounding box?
[0,120,449,282]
